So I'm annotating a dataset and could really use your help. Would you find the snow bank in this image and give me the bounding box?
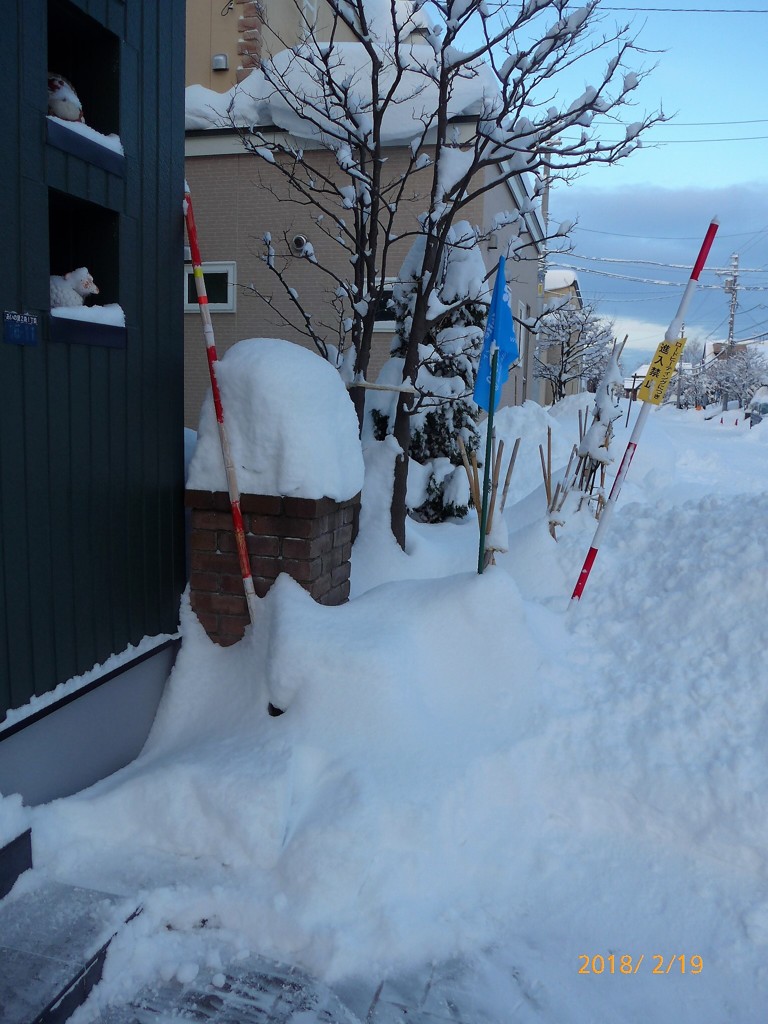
[25,399,768,1021]
[186,338,364,500]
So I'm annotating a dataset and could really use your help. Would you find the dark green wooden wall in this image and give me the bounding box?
[0,0,187,719]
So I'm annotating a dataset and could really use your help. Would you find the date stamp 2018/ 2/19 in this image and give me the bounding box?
[578,954,703,975]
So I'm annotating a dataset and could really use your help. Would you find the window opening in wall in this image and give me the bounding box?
[184,262,237,313]
[47,0,120,139]
[49,190,120,309]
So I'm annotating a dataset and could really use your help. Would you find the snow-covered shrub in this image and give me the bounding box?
[371,223,488,523]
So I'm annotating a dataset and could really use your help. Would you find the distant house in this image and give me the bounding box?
[624,364,650,400]
[182,0,546,428]
[531,267,584,404]
[705,340,748,360]
[0,0,187,805]
[544,268,582,307]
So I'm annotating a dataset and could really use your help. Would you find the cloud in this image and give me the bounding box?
[548,182,768,347]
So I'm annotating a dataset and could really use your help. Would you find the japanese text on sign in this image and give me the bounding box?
[637,339,686,405]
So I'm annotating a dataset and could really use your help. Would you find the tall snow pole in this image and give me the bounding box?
[184,183,260,626]
[571,217,719,602]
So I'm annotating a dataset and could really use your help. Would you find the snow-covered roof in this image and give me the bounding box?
[396,0,430,32]
[624,364,649,387]
[544,268,577,292]
[185,43,499,143]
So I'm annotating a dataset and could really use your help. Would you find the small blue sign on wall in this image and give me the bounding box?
[4,311,40,346]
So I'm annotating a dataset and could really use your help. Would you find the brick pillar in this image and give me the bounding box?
[236,0,264,81]
[186,489,360,646]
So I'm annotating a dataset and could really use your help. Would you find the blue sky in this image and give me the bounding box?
[542,2,768,358]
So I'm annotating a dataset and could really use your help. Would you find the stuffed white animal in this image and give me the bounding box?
[48,73,84,123]
[50,268,100,308]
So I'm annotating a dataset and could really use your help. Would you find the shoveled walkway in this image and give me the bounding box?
[95,955,516,1023]
[0,836,511,1024]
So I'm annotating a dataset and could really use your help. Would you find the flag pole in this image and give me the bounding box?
[570,217,719,602]
[477,348,498,574]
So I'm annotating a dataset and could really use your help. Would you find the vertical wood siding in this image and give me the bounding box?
[0,0,187,719]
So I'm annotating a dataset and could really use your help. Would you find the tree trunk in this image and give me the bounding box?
[390,294,429,548]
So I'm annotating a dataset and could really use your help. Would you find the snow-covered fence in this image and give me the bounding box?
[186,490,359,646]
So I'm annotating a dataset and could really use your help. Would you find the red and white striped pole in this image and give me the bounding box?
[571,217,719,602]
[184,182,260,626]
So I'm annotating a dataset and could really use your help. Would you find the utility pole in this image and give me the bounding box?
[718,252,740,409]
[724,252,740,356]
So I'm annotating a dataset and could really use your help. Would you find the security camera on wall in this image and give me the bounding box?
[291,234,308,255]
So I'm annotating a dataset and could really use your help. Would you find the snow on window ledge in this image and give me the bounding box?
[49,304,127,348]
[46,116,125,176]
[51,303,126,327]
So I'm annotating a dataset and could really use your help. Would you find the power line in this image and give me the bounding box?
[562,133,768,144]
[561,226,767,242]
[599,6,768,13]
[560,263,768,289]
[656,119,768,126]
[565,252,768,274]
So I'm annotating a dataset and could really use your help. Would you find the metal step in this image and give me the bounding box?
[94,957,362,1024]
[0,880,133,1024]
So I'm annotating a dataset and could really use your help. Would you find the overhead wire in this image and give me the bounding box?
[559,252,768,273]
[565,226,765,241]
[598,6,768,13]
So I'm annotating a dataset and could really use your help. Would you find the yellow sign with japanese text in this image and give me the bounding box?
[637,339,686,405]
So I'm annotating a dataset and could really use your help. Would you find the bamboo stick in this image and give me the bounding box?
[539,444,552,506]
[470,449,482,518]
[485,438,505,536]
[346,379,418,394]
[457,435,482,525]
[500,437,521,513]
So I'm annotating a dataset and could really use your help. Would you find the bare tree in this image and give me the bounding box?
[698,346,768,409]
[233,0,661,546]
[535,303,614,403]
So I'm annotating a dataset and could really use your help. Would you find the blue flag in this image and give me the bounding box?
[473,256,519,412]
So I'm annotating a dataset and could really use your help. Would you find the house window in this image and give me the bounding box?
[184,262,237,313]
[373,281,396,331]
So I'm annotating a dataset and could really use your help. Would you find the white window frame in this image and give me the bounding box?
[373,279,397,332]
[184,261,237,313]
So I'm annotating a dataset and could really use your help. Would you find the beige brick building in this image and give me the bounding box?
[183,0,546,427]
